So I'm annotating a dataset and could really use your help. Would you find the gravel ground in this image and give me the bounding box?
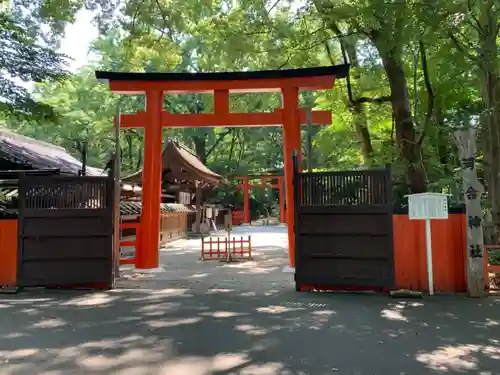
[0,226,500,375]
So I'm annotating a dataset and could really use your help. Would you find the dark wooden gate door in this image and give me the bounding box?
[293,158,395,290]
[17,175,114,288]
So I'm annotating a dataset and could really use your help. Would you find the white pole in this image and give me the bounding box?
[425,219,434,295]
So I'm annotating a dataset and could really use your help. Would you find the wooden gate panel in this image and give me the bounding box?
[298,213,391,235]
[21,260,112,286]
[18,175,114,288]
[294,159,395,290]
[298,236,393,259]
[298,259,393,287]
[22,214,110,236]
[22,237,112,260]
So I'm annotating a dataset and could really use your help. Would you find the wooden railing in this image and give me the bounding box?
[201,236,252,261]
[119,222,140,265]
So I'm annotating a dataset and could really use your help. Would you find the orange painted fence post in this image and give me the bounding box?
[0,220,18,287]
[119,222,141,265]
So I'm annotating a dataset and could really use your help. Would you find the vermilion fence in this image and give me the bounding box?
[201,236,252,261]
[393,211,467,293]
[0,220,17,287]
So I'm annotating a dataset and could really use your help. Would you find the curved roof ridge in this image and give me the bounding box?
[121,139,224,186]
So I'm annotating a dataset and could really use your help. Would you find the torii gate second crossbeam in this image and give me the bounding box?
[95,65,349,273]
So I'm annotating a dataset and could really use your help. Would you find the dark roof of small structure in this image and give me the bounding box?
[0,128,103,176]
[122,139,223,188]
[95,64,350,83]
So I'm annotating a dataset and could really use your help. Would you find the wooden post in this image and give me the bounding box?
[201,234,205,259]
[243,177,250,224]
[112,106,122,280]
[306,107,313,172]
[81,141,88,176]
[195,181,201,234]
[453,129,486,297]
[278,176,286,224]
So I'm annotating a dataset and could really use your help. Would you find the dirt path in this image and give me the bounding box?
[119,226,292,293]
[1,226,500,374]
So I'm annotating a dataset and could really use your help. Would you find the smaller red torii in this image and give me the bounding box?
[236,175,285,225]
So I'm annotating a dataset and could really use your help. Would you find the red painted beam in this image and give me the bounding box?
[120,257,136,265]
[236,184,279,189]
[119,109,332,129]
[120,223,141,230]
[120,240,137,247]
[214,89,229,114]
[108,75,336,94]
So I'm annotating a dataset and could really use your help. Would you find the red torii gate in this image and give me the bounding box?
[236,175,286,225]
[96,65,348,272]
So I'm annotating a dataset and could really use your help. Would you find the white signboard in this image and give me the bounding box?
[407,193,449,220]
[405,192,450,296]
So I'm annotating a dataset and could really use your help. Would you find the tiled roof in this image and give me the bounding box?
[0,128,104,176]
[119,201,195,216]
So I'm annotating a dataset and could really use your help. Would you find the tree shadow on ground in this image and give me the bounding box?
[2,226,499,374]
[0,285,499,375]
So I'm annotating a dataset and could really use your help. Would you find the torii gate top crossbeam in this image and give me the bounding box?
[95,65,349,94]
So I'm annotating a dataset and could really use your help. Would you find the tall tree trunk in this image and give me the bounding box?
[136,146,142,170]
[352,102,373,164]
[193,135,207,164]
[378,49,426,193]
[434,105,448,166]
[478,0,500,238]
[194,183,201,234]
[228,131,237,161]
[339,34,374,165]
[481,71,500,238]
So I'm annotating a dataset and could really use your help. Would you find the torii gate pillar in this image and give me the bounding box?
[282,86,302,270]
[137,90,164,271]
